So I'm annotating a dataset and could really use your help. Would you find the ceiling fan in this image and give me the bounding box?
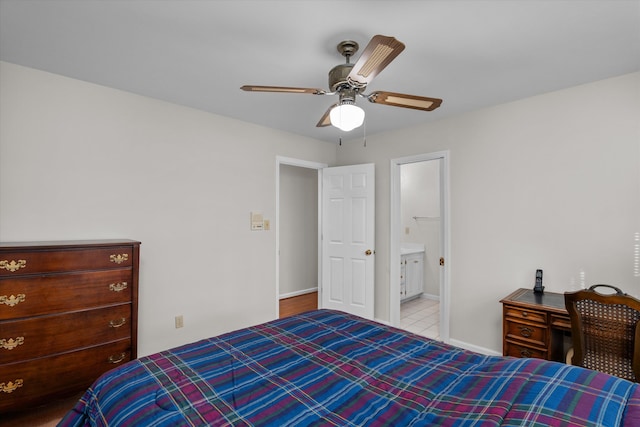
[241,35,442,132]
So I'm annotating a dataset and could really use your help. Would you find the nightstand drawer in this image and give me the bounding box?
[551,314,571,331]
[505,319,547,347]
[504,340,547,359]
[504,305,547,324]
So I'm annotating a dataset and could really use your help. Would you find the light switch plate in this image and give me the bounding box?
[251,212,264,230]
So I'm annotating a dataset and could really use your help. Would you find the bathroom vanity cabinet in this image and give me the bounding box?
[400,251,424,301]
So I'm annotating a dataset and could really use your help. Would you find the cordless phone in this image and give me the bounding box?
[533,269,544,294]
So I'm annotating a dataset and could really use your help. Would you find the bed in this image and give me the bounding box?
[60,309,640,426]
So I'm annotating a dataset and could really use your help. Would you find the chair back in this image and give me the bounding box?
[564,284,640,382]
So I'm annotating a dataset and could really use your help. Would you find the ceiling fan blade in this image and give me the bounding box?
[368,91,443,111]
[240,85,325,94]
[347,35,405,87]
[316,104,337,127]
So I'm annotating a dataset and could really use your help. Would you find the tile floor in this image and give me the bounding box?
[400,297,440,340]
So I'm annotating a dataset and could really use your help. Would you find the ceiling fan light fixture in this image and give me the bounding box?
[241,35,443,133]
[330,103,365,132]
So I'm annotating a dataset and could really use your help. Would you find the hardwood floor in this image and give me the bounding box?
[279,291,318,318]
[2,393,81,427]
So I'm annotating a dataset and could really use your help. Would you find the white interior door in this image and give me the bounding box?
[321,163,375,319]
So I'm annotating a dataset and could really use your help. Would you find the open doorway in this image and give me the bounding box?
[276,157,376,320]
[399,161,441,338]
[275,157,326,318]
[390,151,450,342]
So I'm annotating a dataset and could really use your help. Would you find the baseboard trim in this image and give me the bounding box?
[279,287,318,300]
[374,317,391,326]
[448,338,501,356]
[420,293,440,301]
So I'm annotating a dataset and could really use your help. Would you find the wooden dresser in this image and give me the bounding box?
[0,239,140,413]
[501,288,572,363]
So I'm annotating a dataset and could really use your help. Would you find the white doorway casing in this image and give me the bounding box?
[275,156,327,318]
[390,151,450,342]
[276,158,375,321]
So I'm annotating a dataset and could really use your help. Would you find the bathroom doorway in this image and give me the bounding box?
[390,151,449,342]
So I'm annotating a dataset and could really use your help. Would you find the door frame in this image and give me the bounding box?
[389,151,450,342]
[275,156,327,317]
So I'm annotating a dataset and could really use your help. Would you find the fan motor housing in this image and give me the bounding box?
[328,63,354,92]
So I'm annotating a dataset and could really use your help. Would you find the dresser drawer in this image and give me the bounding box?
[504,339,547,359]
[504,305,547,324]
[504,319,547,347]
[0,304,131,364]
[0,269,132,320]
[0,339,131,411]
[0,245,133,276]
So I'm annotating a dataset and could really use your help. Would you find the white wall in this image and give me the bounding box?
[337,72,640,353]
[0,61,337,356]
[2,61,638,355]
[279,164,318,296]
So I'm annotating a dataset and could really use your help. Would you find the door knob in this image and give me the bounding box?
[365,249,373,256]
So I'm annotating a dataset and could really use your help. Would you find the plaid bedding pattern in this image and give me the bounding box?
[60,309,640,426]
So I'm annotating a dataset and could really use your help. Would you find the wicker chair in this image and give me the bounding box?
[564,284,640,382]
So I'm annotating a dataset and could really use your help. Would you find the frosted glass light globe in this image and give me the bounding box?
[330,104,365,132]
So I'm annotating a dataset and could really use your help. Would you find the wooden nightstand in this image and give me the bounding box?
[500,288,572,362]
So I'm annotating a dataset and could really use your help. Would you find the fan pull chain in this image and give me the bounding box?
[363,117,367,147]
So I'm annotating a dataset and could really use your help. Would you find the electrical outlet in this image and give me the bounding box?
[175,315,184,329]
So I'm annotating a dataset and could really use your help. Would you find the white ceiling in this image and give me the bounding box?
[1,0,638,143]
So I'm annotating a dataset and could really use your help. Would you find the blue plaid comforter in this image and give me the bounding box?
[60,309,640,426]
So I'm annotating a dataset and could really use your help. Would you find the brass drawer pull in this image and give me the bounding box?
[0,294,26,307]
[0,379,23,394]
[0,259,26,272]
[519,326,534,337]
[109,318,126,328]
[0,337,25,350]
[109,282,128,292]
[521,311,528,317]
[520,348,532,358]
[109,254,129,264]
[108,352,127,364]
